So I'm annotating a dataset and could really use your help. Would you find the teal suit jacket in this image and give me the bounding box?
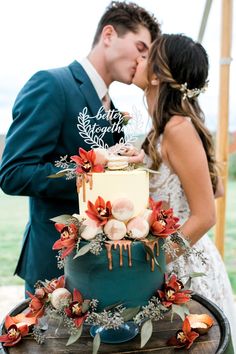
[0,61,122,285]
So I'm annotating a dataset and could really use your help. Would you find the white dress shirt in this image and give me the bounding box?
[79,57,108,101]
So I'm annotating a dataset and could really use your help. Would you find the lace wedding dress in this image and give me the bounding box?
[145,141,236,349]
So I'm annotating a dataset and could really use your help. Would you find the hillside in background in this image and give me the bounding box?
[0,135,5,160]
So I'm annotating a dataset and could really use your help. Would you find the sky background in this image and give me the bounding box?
[0,0,235,135]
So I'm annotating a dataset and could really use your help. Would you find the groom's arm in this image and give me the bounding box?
[0,70,76,200]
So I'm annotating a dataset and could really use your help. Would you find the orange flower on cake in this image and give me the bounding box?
[167,317,199,349]
[70,148,105,175]
[53,223,78,258]
[64,289,90,328]
[149,198,180,237]
[157,274,191,308]
[86,196,112,226]
[0,315,29,347]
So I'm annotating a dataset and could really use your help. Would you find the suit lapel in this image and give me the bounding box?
[69,61,102,117]
[68,61,116,145]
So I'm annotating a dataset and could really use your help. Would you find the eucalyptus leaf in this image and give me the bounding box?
[37,315,49,331]
[73,243,91,259]
[55,317,63,335]
[181,304,190,316]
[146,234,159,241]
[50,214,73,223]
[104,301,123,311]
[140,319,153,348]
[92,333,101,354]
[66,325,83,346]
[143,245,161,271]
[182,272,206,289]
[82,299,91,313]
[171,304,186,321]
[122,306,140,322]
[189,272,206,278]
[183,278,191,290]
[47,171,68,178]
[136,167,160,174]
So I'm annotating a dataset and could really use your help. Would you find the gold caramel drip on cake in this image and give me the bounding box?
[105,240,132,270]
[142,239,160,271]
[76,175,93,203]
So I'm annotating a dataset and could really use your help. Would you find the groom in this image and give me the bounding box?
[0,1,160,293]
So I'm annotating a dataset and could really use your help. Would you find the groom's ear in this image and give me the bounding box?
[102,25,117,45]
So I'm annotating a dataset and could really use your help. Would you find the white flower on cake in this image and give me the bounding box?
[104,219,127,240]
[93,148,109,165]
[127,216,149,239]
[139,209,153,225]
[111,197,135,221]
[81,219,103,240]
[50,287,72,309]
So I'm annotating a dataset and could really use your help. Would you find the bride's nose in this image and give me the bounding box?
[137,56,147,64]
[137,56,143,64]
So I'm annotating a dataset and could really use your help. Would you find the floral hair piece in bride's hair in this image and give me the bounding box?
[179,80,209,100]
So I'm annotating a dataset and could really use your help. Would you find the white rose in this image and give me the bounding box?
[50,288,72,309]
[127,217,149,239]
[81,219,103,240]
[104,219,127,240]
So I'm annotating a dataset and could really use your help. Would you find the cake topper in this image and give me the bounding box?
[76,106,143,150]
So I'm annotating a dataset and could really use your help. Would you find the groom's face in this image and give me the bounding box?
[105,25,151,84]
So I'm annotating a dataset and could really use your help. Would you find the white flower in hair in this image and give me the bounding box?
[180,80,209,100]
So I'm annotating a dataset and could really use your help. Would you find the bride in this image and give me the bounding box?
[132,33,236,347]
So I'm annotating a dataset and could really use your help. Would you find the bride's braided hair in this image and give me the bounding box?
[142,34,218,192]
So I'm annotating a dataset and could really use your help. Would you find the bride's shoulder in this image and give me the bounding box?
[165,115,191,129]
[164,115,195,139]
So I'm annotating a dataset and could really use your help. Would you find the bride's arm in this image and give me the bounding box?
[162,117,216,261]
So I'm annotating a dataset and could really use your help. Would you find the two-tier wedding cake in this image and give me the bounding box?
[65,165,166,310]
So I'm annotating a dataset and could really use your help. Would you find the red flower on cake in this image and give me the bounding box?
[70,148,105,175]
[24,291,46,322]
[53,223,78,258]
[42,275,65,294]
[65,289,90,328]
[167,317,199,349]
[23,275,66,324]
[157,274,191,308]
[0,315,29,347]
[149,199,180,238]
[86,196,112,226]
[149,198,163,212]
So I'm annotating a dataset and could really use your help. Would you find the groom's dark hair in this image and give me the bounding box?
[92,1,160,46]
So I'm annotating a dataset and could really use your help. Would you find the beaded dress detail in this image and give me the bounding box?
[145,136,236,346]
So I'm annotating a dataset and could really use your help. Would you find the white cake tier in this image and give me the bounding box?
[78,170,149,217]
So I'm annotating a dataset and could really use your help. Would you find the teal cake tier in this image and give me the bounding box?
[65,240,166,311]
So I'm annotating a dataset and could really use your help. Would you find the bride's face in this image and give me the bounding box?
[132,56,148,90]
[133,56,159,116]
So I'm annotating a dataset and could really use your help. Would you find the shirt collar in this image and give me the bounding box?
[79,57,108,100]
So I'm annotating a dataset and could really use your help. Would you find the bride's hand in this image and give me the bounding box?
[127,149,145,164]
[119,145,139,156]
[119,145,145,164]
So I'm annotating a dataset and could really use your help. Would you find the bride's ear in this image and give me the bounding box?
[151,75,159,86]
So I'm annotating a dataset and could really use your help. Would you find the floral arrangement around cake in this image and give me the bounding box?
[0,147,213,353]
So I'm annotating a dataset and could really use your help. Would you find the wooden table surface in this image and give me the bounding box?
[0,294,234,354]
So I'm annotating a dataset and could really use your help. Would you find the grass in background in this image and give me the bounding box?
[216,179,236,293]
[0,180,236,293]
[0,193,27,286]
